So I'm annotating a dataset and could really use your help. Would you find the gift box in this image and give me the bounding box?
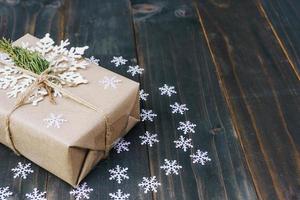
[0,34,140,186]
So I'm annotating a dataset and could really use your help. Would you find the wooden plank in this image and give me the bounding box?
[259,0,300,79]
[195,0,300,199]
[0,2,52,199]
[131,0,257,199]
[0,0,152,199]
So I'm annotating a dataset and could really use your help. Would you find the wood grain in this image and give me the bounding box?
[0,0,299,199]
[131,0,257,199]
[195,0,300,199]
[260,0,300,79]
[0,0,151,199]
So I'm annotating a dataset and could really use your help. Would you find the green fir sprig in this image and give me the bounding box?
[0,38,49,74]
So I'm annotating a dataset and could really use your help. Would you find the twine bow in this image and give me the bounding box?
[4,65,112,157]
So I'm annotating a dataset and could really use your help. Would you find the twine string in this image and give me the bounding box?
[4,66,111,156]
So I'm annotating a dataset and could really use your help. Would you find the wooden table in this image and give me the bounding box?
[0,0,299,199]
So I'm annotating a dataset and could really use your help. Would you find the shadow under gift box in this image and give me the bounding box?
[0,34,140,187]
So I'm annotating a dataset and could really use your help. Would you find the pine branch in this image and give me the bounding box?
[0,38,49,74]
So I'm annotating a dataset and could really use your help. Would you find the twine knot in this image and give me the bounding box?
[4,66,111,156]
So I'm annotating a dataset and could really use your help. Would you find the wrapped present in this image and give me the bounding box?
[0,34,140,186]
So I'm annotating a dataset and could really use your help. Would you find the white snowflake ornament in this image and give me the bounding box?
[0,75,18,90]
[99,76,122,89]
[11,162,34,179]
[0,187,12,200]
[43,113,67,128]
[139,131,159,147]
[159,84,177,97]
[109,165,129,184]
[177,121,196,134]
[0,66,19,76]
[114,139,131,154]
[0,53,14,65]
[160,159,182,175]
[174,135,193,152]
[70,182,93,200]
[139,89,149,101]
[141,109,157,122]
[59,71,88,85]
[35,33,54,56]
[170,102,189,115]
[0,33,90,106]
[190,150,211,165]
[6,75,35,98]
[111,56,127,67]
[127,65,144,76]
[25,188,46,200]
[138,176,161,194]
[109,189,130,200]
[86,56,100,65]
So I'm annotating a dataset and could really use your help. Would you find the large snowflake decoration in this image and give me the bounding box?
[141,109,157,122]
[11,162,34,179]
[43,113,67,128]
[170,102,189,115]
[138,176,161,194]
[109,165,129,184]
[25,188,46,200]
[99,76,122,89]
[0,53,14,65]
[111,56,127,67]
[174,136,193,152]
[177,121,196,134]
[58,71,88,85]
[0,33,89,106]
[139,131,159,147]
[139,89,149,101]
[114,139,131,154]
[0,187,12,200]
[159,84,177,97]
[190,150,211,165]
[70,182,93,200]
[160,159,182,175]
[127,65,144,76]
[0,65,19,75]
[109,189,130,200]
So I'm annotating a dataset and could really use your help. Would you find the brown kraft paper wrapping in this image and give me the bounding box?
[0,34,140,187]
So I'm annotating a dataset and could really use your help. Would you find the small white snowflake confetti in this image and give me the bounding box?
[43,113,67,128]
[86,56,100,65]
[159,84,177,97]
[127,65,144,76]
[25,188,46,200]
[138,176,161,194]
[170,102,189,115]
[111,56,127,67]
[174,135,193,152]
[177,121,196,134]
[139,131,159,147]
[109,189,130,200]
[114,139,131,154]
[0,187,12,200]
[11,162,34,179]
[190,149,211,165]
[160,159,182,175]
[139,89,149,101]
[141,109,157,122]
[109,165,129,184]
[70,182,93,200]
[99,76,122,89]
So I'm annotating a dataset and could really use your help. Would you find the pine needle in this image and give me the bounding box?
[0,38,49,74]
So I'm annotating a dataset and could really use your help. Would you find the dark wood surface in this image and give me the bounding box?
[0,0,299,199]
